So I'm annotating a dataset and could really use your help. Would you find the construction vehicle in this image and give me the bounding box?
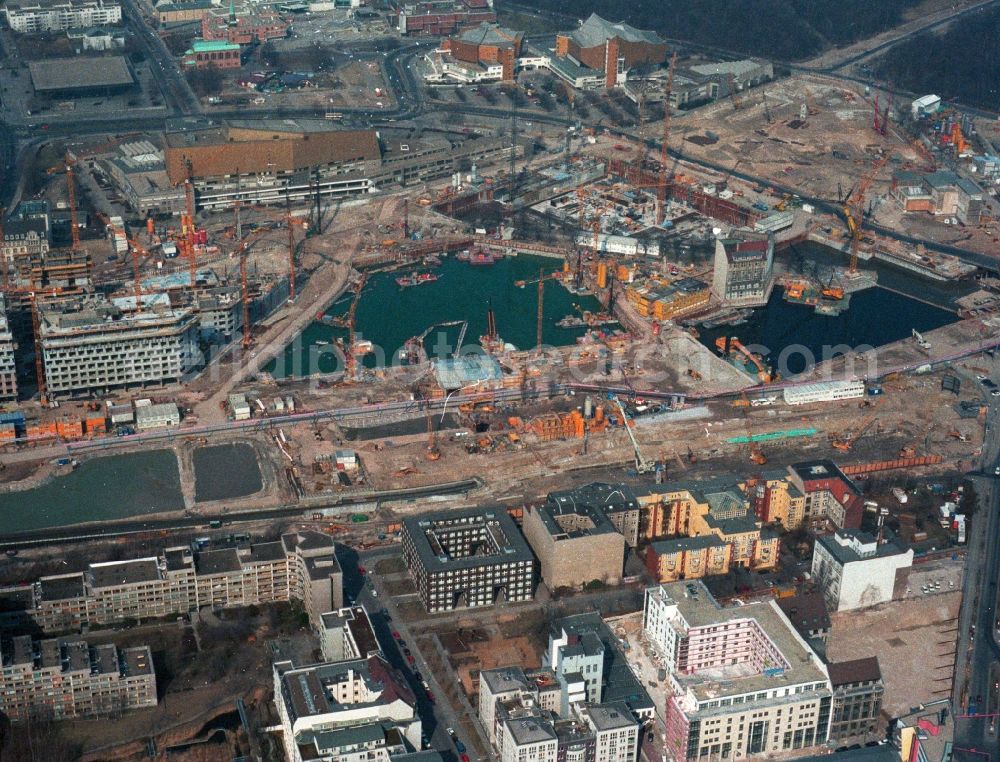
[426,405,440,461]
[727,73,743,111]
[899,422,933,458]
[609,395,656,474]
[830,412,879,452]
[714,336,773,383]
[738,392,767,465]
[912,329,931,350]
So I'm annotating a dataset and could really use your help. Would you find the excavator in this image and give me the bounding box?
[740,392,767,465]
[715,336,774,383]
[610,395,657,474]
[829,409,879,452]
[426,405,440,461]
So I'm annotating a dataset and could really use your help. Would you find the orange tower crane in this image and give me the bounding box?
[126,237,147,305]
[343,272,367,381]
[44,154,80,250]
[65,156,80,251]
[235,226,270,351]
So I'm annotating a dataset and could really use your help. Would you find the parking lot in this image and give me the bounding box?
[903,554,965,600]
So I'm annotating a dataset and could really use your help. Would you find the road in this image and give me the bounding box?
[953,361,1000,760]
[119,0,201,115]
[0,477,480,546]
[799,0,1000,73]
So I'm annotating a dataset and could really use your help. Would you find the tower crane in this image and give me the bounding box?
[658,52,678,224]
[830,410,880,452]
[343,272,368,381]
[47,154,80,251]
[610,395,656,474]
[426,403,440,461]
[528,269,561,351]
[232,226,271,351]
[125,237,149,306]
[843,152,892,274]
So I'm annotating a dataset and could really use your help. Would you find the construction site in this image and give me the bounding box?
[0,49,997,538]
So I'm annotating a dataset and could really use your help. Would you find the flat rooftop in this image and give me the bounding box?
[403,508,534,571]
[29,56,134,92]
[553,612,654,714]
[652,581,828,704]
[88,558,161,588]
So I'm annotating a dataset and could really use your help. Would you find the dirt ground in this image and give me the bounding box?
[52,603,313,759]
[826,592,960,716]
[655,73,910,203]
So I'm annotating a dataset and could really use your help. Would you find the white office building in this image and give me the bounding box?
[38,298,201,397]
[6,0,121,33]
[782,380,865,406]
[811,529,913,611]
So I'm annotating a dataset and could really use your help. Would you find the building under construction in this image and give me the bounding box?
[0,296,16,401]
[37,296,200,397]
[164,120,526,212]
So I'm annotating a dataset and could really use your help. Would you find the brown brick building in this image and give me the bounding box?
[555,13,666,88]
[442,22,523,82]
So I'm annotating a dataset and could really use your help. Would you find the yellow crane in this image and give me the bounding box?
[843,152,892,274]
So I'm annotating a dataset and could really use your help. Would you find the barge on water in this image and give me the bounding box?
[396,272,439,288]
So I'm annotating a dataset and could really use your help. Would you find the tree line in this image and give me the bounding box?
[513,0,920,61]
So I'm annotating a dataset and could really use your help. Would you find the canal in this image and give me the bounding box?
[698,287,959,377]
[0,450,184,534]
[265,253,604,378]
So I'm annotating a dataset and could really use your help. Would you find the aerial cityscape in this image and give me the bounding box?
[0,0,997,760]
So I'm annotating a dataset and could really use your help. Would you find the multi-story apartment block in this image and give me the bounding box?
[784,461,865,530]
[479,667,562,745]
[811,529,912,612]
[750,470,806,530]
[710,235,774,307]
[545,613,655,720]
[401,508,536,612]
[5,0,121,32]
[546,483,641,546]
[828,657,884,743]
[320,606,382,663]
[479,612,648,762]
[523,499,625,591]
[0,532,341,632]
[0,635,155,720]
[1,217,50,271]
[493,699,640,762]
[274,654,421,762]
[639,480,780,584]
[0,296,16,401]
[38,297,201,397]
[644,582,833,761]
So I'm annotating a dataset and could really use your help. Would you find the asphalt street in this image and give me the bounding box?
[953,358,1000,760]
